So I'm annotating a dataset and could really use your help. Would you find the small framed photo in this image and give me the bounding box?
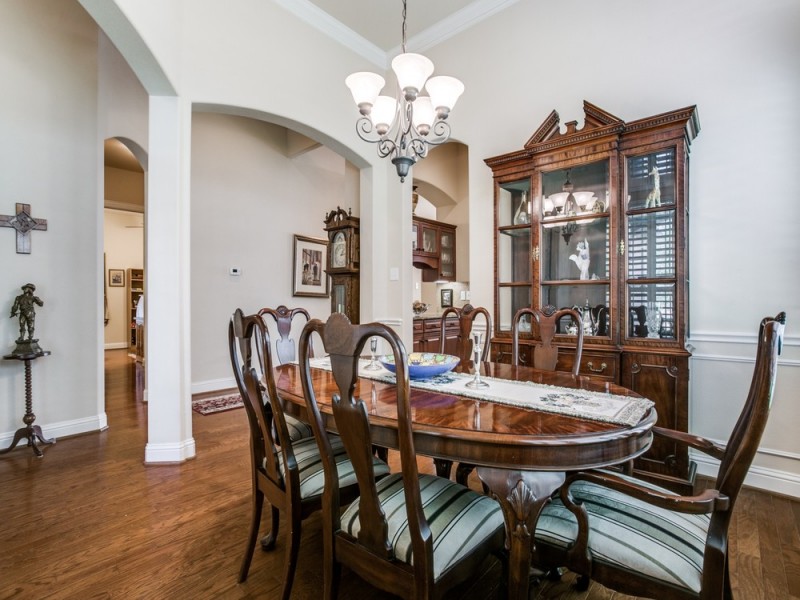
[440,288,453,308]
[109,269,125,287]
[293,234,329,297]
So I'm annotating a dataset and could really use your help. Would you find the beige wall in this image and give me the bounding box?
[190,113,359,391]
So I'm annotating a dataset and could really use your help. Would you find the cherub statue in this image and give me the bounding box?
[645,166,661,208]
[569,238,591,280]
[10,283,43,343]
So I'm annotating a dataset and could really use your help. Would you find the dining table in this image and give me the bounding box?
[274,359,656,600]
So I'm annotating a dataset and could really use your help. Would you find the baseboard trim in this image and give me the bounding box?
[0,413,108,449]
[192,377,236,395]
[692,451,800,499]
[144,438,196,464]
[104,342,130,350]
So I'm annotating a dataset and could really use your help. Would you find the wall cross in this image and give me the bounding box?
[0,203,48,254]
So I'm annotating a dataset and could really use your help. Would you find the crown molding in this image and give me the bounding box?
[275,0,521,69]
[273,0,387,69]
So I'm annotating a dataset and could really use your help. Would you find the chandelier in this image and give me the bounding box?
[344,0,464,182]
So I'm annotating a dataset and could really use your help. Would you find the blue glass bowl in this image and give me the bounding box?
[379,353,460,380]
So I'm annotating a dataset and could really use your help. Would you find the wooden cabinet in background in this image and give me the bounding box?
[412,216,456,282]
[485,100,700,493]
[127,268,144,353]
[413,317,459,354]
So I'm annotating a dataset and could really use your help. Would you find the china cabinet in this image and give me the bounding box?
[412,216,457,282]
[324,207,360,324]
[485,101,700,492]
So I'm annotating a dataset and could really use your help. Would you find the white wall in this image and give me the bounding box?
[103,209,144,348]
[0,1,102,438]
[190,113,359,393]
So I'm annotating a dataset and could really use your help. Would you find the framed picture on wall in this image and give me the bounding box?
[441,288,453,308]
[109,269,125,287]
[292,234,329,297]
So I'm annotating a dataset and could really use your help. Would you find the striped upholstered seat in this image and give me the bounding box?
[341,473,505,580]
[284,413,313,442]
[278,435,390,500]
[535,474,709,593]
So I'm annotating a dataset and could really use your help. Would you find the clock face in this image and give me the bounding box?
[332,232,347,268]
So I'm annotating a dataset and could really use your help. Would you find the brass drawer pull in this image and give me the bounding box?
[586,361,607,374]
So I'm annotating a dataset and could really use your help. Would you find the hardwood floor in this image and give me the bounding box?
[0,349,797,599]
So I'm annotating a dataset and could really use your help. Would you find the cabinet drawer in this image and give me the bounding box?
[424,319,443,332]
[576,352,618,381]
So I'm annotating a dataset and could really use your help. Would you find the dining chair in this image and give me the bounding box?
[228,309,390,599]
[436,304,492,483]
[511,305,584,375]
[258,305,315,442]
[439,304,492,363]
[258,304,313,364]
[298,313,506,599]
[532,312,787,599]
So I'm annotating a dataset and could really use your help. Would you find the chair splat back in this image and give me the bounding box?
[259,305,312,365]
[512,305,584,375]
[440,304,492,363]
[299,314,413,558]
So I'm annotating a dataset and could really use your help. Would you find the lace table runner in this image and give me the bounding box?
[307,357,653,427]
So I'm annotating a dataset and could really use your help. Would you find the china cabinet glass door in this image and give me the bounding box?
[538,160,612,339]
[496,179,531,332]
[624,148,678,341]
[439,229,455,279]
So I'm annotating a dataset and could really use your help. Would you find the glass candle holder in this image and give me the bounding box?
[465,332,489,389]
[364,337,382,371]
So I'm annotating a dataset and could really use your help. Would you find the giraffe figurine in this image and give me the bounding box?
[645,166,661,208]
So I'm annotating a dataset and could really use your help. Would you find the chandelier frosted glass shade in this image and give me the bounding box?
[391,53,434,99]
[345,72,386,115]
[426,76,465,118]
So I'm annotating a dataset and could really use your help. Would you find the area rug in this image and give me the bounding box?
[191,393,243,415]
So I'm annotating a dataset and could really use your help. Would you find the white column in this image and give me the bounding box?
[144,95,195,463]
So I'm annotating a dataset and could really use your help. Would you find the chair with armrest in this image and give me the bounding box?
[298,313,506,599]
[258,305,315,442]
[228,309,390,599]
[532,312,787,599]
[439,304,492,363]
[511,305,584,375]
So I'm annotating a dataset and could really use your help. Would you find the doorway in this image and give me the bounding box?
[103,137,146,403]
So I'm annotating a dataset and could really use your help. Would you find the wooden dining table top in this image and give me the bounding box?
[274,360,656,472]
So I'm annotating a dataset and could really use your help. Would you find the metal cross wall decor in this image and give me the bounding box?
[0,203,48,254]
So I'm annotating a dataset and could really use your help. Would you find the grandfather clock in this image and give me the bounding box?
[324,206,360,324]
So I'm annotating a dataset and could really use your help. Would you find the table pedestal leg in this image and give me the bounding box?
[477,468,565,600]
[0,358,55,458]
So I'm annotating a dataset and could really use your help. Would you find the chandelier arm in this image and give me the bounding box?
[421,120,453,146]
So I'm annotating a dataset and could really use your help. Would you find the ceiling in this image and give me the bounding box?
[294,0,519,64]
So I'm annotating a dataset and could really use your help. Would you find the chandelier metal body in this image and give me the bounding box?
[345,0,464,182]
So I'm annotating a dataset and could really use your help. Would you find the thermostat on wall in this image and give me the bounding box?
[229,267,241,276]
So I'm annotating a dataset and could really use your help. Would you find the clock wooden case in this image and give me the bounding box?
[485,100,700,493]
[324,206,360,324]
